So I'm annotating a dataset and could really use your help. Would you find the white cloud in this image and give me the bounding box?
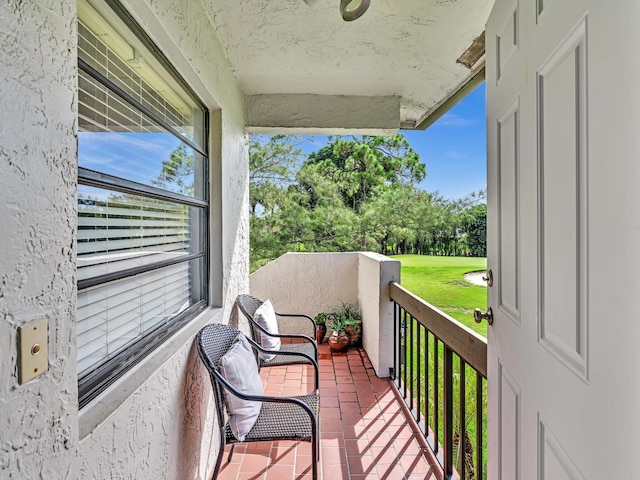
[446,150,466,159]
[80,132,177,154]
[436,113,476,127]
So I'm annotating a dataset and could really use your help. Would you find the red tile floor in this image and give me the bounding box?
[218,342,441,480]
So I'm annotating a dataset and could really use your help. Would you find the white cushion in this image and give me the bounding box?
[253,299,281,362]
[218,333,264,441]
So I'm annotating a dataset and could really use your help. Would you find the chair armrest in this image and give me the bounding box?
[246,337,319,390]
[212,369,318,421]
[275,312,317,335]
[252,319,316,345]
[249,329,319,363]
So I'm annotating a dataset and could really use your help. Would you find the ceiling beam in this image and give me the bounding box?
[245,94,400,135]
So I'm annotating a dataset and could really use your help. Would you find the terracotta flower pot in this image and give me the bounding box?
[328,330,349,352]
[345,321,362,346]
[316,324,327,344]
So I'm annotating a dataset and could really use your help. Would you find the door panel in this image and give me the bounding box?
[537,18,588,379]
[498,362,520,480]
[496,0,519,81]
[538,419,584,480]
[487,1,640,478]
[497,98,521,323]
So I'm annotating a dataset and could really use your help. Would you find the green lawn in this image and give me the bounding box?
[391,254,488,338]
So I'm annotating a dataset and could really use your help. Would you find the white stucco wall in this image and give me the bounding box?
[0,0,249,479]
[250,253,359,336]
[358,253,400,378]
[0,0,79,477]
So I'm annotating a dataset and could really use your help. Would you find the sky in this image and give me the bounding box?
[300,82,487,201]
[403,82,486,200]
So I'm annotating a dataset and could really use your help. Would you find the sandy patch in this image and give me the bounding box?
[464,270,488,286]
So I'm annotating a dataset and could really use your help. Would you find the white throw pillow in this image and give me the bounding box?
[253,299,281,362]
[218,333,264,441]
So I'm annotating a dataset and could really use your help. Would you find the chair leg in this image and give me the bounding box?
[311,415,319,480]
[311,437,318,480]
[211,428,226,480]
[227,444,235,463]
[316,418,320,459]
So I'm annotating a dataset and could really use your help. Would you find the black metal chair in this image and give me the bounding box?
[236,294,319,369]
[196,323,319,480]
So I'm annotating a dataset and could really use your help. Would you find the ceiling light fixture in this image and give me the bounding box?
[340,0,370,22]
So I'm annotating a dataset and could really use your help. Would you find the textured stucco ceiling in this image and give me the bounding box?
[201,0,493,129]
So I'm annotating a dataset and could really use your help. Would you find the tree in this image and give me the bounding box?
[359,185,433,253]
[303,135,426,213]
[153,144,195,196]
[285,134,429,252]
[249,135,304,215]
[247,134,486,268]
[461,203,487,257]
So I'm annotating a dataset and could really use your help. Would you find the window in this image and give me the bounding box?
[77,0,209,407]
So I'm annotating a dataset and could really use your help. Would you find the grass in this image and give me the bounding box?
[391,254,488,338]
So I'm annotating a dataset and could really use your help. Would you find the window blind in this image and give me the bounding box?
[77,187,197,280]
[77,262,191,375]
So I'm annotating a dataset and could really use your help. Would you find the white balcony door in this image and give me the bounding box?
[486,1,640,478]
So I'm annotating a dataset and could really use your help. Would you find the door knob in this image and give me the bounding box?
[474,307,494,326]
[482,269,493,287]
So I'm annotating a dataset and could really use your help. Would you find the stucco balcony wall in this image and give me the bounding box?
[250,252,400,378]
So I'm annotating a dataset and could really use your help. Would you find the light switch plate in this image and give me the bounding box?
[18,318,48,384]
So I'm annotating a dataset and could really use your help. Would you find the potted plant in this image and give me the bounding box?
[343,316,362,346]
[314,312,328,344]
[335,302,362,346]
[327,313,349,352]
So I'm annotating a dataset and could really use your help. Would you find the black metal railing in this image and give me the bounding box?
[390,282,488,480]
